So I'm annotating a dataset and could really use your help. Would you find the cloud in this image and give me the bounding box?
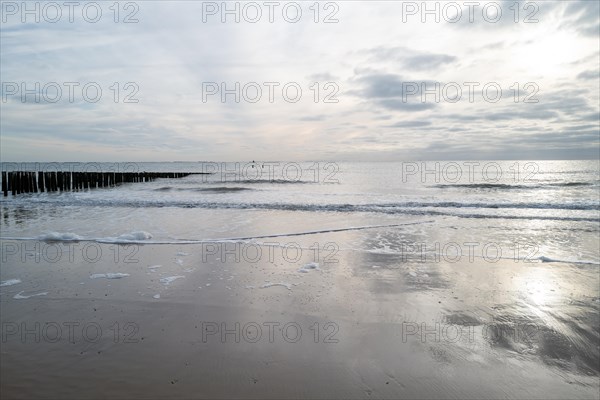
[376,99,436,111]
[479,110,558,121]
[297,115,328,122]
[362,46,457,70]
[350,72,439,112]
[386,121,432,128]
[563,0,600,37]
[577,70,599,80]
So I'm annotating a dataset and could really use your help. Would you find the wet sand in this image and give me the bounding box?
[1,237,599,399]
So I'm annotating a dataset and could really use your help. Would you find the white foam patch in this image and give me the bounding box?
[160,276,185,285]
[260,282,294,290]
[148,265,161,269]
[174,259,184,266]
[13,291,48,299]
[80,231,155,244]
[153,294,161,299]
[298,262,320,273]
[176,252,190,256]
[37,232,82,242]
[114,231,153,242]
[0,279,22,287]
[4,221,434,245]
[90,273,130,279]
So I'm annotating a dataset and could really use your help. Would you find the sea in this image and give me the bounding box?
[0,160,598,264]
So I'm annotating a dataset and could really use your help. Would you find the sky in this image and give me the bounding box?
[0,0,599,161]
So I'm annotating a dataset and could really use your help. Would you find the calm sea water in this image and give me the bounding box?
[1,160,599,263]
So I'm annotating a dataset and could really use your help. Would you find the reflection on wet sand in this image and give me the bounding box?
[352,227,599,382]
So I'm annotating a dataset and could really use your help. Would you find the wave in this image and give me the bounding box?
[190,187,252,193]
[536,255,600,265]
[34,231,153,243]
[371,201,598,211]
[432,182,597,190]
[2,199,598,221]
[226,179,321,185]
[196,179,316,185]
[5,198,597,211]
[154,186,253,193]
[0,221,435,244]
[3,229,599,266]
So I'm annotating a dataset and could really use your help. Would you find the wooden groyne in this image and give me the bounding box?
[1,171,197,196]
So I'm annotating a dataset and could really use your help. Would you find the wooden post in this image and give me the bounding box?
[25,172,30,193]
[38,172,44,193]
[11,172,16,196]
[56,172,62,192]
[32,172,38,193]
[2,171,7,197]
[22,172,27,193]
[51,172,57,192]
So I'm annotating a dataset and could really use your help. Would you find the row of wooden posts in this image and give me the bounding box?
[1,171,195,196]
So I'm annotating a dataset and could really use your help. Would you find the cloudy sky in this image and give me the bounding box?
[1,0,598,161]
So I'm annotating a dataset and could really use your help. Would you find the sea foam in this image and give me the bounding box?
[13,291,48,299]
[260,282,294,290]
[298,262,320,273]
[0,279,22,287]
[37,232,82,242]
[115,231,153,241]
[160,276,185,285]
[90,273,130,279]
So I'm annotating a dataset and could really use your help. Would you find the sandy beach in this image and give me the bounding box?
[1,230,598,399]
